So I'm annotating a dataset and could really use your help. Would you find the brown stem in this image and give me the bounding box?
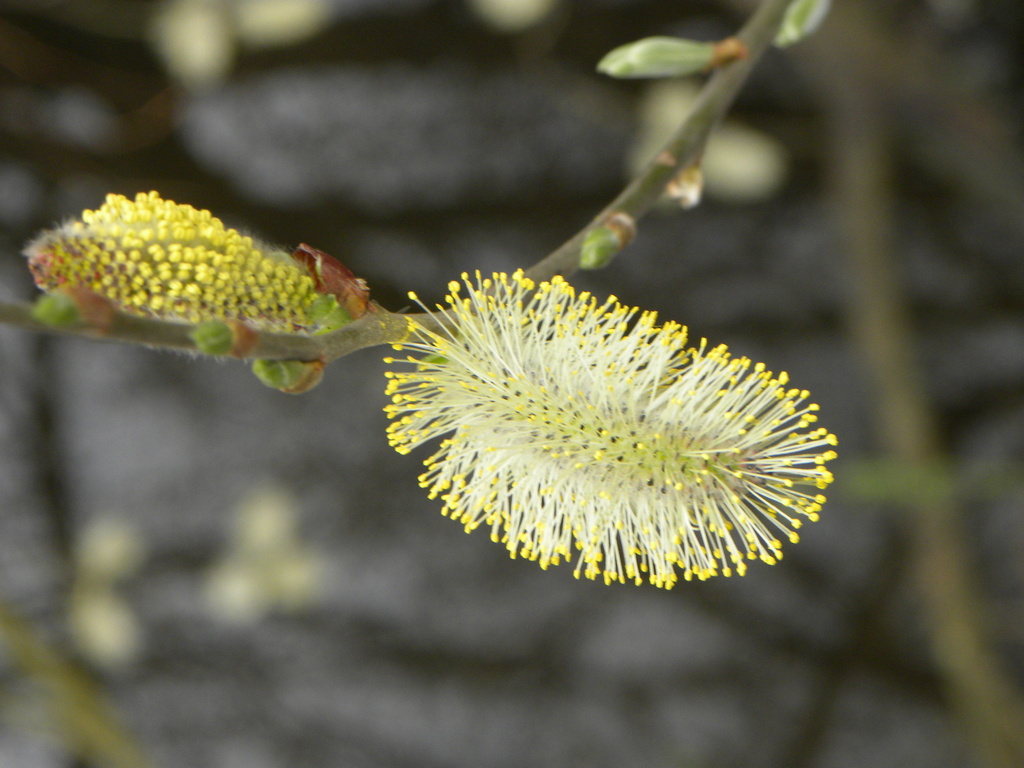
[830,73,1024,768]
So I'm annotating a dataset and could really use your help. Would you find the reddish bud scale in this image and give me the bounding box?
[290,244,370,320]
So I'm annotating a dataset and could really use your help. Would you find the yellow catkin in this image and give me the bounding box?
[25,192,322,332]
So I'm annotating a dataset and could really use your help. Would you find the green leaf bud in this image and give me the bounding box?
[189,320,234,356]
[252,359,324,394]
[580,227,622,270]
[253,359,306,389]
[580,212,636,270]
[31,293,81,327]
[308,294,352,333]
[775,0,831,48]
[597,37,716,79]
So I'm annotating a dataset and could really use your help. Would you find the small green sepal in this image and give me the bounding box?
[775,0,831,48]
[31,293,81,327]
[189,320,234,356]
[580,227,621,270]
[597,37,716,79]
[308,294,352,333]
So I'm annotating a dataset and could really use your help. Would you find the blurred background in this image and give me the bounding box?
[1,0,1023,766]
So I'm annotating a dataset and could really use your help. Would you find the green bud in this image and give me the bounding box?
[580,227,622,270]
[775,0,831,48]
[31,293,81,327]
[253,359,306,390]
[189,320,234,356]
[252,359,324,394]
[308,294,352,333]
[597,37,716,79]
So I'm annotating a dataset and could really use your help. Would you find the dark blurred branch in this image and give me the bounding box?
[50,2,150,40]
[813,1,1024,235]
[742,0,1024,234]
[27,338,89,768]
[27,338,77,586]
[0,16,156,98]
[0,596,156,768]
[829,68,1024,768]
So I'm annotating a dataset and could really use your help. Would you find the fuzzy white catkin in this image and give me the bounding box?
[384,271,837,589]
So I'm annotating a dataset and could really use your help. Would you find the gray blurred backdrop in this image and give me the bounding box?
[1,1,1023,767]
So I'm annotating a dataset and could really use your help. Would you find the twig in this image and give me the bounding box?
[525,0,795,282]
[0,0,793,363]
[0,299,414,364]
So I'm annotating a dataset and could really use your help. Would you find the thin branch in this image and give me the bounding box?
[525,0,795,282]
[0,300,414,363]
[0,0,793,363]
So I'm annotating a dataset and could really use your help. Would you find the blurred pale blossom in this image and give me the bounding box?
[630,80,789,203]
[70,518,146,669]
[149,0,234,89]
[74,517,146,582]
[69,587,142,670]
[204,484,325,624]
[701,122,789,203]
[149,0,333,88]
[466,0,556,33]
[235,0,333,47]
